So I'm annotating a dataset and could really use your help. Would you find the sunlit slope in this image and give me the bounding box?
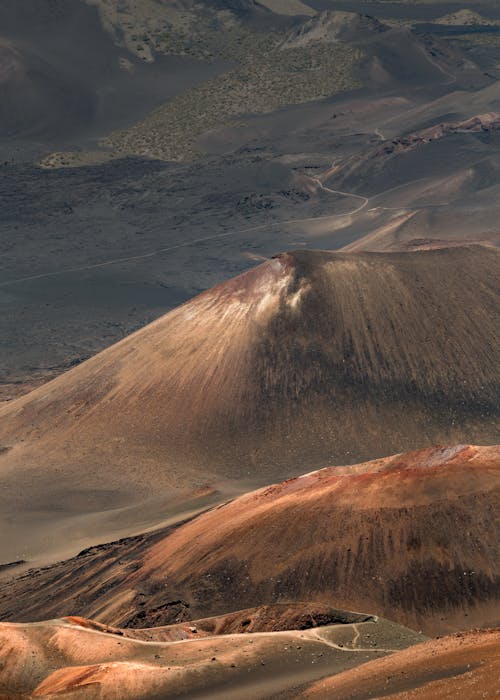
[300,628,500,700]
[0,612,424,699]
[0,445,498,636]
[135,444,500,635]
[0,246,498,561]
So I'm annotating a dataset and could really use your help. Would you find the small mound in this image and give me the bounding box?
[63,604,373,642]
[281,10,387,48]
[435,10,497,27]
[126,603,373,637]
[32,662,159,698]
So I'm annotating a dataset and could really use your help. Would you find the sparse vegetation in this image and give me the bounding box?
[88,1,280,63]
[35,2,364,165]
[448,32,500,49]
[105,41,362,161]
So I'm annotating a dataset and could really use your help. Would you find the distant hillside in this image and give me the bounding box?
[86,0,276,62]
[280,10,387,48]
[0,0,229,145]
[435,9,497,27]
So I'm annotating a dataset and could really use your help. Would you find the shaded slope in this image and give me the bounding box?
[299,628,500,700]
[0,246,498,563]
[0,39,94,139]
[0,445,498,635]
[0,0,228,152]
[0,613,425,699]
[0,0,119,140]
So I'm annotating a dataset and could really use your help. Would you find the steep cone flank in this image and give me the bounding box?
[136,444,500,635]
[1,445,498,635]
[0,247,498,561]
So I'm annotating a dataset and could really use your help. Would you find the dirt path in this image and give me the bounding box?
[311,177,369,215]
[0,180,371,288]
[306,626,396,654]
[1,164,448,290]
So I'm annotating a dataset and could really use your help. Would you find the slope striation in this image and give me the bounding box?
[0,246,498,562]
[0,445,498,635]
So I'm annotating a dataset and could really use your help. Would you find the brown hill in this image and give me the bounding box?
[298,628,500,700]
[0,246,498,563]
[62,603,375,641]
[0,611,425,699]
[321,113,500,204]
[130,443,500,635]
[0,445,498,635]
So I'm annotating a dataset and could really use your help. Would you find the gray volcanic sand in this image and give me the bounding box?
[0,0,228,154]
[2,3,500,395]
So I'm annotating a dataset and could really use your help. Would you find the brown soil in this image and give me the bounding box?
[0,611,425,699]
[0,246,498,564]
[0,444,498,636]
[298,628,500,700]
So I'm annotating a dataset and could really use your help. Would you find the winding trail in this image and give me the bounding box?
[311,177,369,215]
[1,160,444,290]
[0,179,370,288]
[306,626,396,654]
[1,33,466,292]
[351,623,361,648]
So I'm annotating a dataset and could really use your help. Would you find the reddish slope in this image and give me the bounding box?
[299,628,500,699]
[0,247,498,563]
[135,444,500,635]
[0,613,425,700]
[0,445,498,635]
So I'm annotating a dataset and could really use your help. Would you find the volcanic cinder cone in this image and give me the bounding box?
[0,444,498,635]
[130,443,500,635]
[0,246,498,562]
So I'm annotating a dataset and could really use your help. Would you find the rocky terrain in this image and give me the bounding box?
[0,612,425,699]
[0,246,498,564]
[1,2,499,698]
[297,628,500,699]
[0,444,498,637]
